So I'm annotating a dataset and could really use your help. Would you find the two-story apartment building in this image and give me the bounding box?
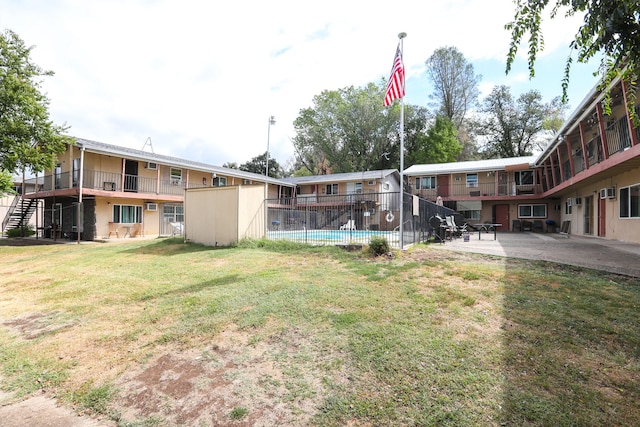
[405,73,640,242]
[20,138,295,240]
[278,170,401,231]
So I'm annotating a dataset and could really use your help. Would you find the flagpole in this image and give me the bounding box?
[398,32,406,249]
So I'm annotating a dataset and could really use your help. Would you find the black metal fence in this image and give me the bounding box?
[266,191,458,249]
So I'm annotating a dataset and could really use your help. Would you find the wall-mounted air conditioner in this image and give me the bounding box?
[606,187,616,199]
[574,196,582,206]
[145,203,158,211]
[146,162,158,170]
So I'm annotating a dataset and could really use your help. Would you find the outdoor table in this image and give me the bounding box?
[473,223,502,240]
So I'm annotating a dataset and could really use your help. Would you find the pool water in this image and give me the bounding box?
[268,229,396,244]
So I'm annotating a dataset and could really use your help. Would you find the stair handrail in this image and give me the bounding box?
[2,195,20,232]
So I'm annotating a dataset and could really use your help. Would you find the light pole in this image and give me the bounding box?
[264,115,276,237]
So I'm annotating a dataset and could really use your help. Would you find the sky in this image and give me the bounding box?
[2,0,602,170]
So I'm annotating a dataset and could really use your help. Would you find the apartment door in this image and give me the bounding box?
[583,196,593,235]
[124,160,138,192]
[598,196,606,237]
[438,175,449,197]
[494,204,509,231]
[497,171,508,196]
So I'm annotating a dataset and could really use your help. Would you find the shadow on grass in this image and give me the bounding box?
[148,274,243,301]
[119,237,225,256]
[500,260,640,426]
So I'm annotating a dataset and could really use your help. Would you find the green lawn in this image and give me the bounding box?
[0,237,638,426]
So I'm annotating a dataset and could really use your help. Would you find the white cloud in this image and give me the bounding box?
[1,0,595,167]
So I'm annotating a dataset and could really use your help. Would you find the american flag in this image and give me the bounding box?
[384,44,405,106]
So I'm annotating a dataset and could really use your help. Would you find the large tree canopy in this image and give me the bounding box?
[292,81,411,174]
[425,46,481,129]
[0,30,72,193]
[477,86,552,158]
[239,152,282,179]
[505,0,640,124]
[405,115,461,166]
[425,46,481,160]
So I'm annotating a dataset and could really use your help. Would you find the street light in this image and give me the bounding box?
[264,115,275,237]
[265,115,276,181]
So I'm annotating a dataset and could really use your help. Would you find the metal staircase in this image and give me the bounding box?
[2,196,38,234]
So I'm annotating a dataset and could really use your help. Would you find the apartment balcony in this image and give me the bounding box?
[413,181,540,201]
[23,169,210,200]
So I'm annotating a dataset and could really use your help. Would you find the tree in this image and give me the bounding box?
[239,152,282,178]
[0,30,73,193]
[222,161,238,169]
[425,46,481,160]
[292,81,430,174]
[505,0,640,124]
[477,86,550,158]
[405,115,461,166]
[425,46,481,129]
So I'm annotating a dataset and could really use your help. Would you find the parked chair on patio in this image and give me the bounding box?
[451,215,467,234]
[339,219,356,230]
[533,220,544,232]
[512,219,522,232]
[445,215,463,238]
[132,223,144,237]
[170,222,184,236]
[522,220,533,231]
[108,222,119,238]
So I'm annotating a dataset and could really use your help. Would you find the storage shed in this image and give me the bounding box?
[184,185,265,247]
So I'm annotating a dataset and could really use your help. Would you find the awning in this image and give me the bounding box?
[505,163,531,172]
[456,200,482,211]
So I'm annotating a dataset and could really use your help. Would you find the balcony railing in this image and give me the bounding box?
[413,181,538,199]
[24,169,213,197]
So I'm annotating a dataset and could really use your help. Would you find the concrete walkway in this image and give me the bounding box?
[430,231,640,278]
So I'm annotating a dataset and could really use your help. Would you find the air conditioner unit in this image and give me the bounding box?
[606,187,616,199]
[103,181,116,191]
[574,196,582,206]
[146,162,158,170]
[145,203,157,211]
[171,179,181,186]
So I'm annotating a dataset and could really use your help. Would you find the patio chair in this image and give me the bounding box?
[108,222,119,238]
[132,223,144,237]
[512,219,522,232]
[533,220,544,232]
[340,219,356,230]
[445,216,463,238]
[170,222,184,236]
[451,216,467,234]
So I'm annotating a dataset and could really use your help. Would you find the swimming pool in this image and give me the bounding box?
[268,229,398,246]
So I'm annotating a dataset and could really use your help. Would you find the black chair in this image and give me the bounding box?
[533,220,544,232]
[512,219,522,232]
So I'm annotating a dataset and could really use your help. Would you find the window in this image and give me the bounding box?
[55,163,62,189]
[355,182,362,193]
[163,204,184,222]
[515,171,534,185]
[415,177,436,189]
[620,184,640,218]
[113,204,143,223]
[170,168,182,185]
[565,199,572,215]
[73,158,80,187]
[518,204,547,218]
[466,173,478,188]
[326,184,338,195]
[214,176,227,187]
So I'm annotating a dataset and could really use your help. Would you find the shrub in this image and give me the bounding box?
[368,236,390,256]
[6,225,35,238]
